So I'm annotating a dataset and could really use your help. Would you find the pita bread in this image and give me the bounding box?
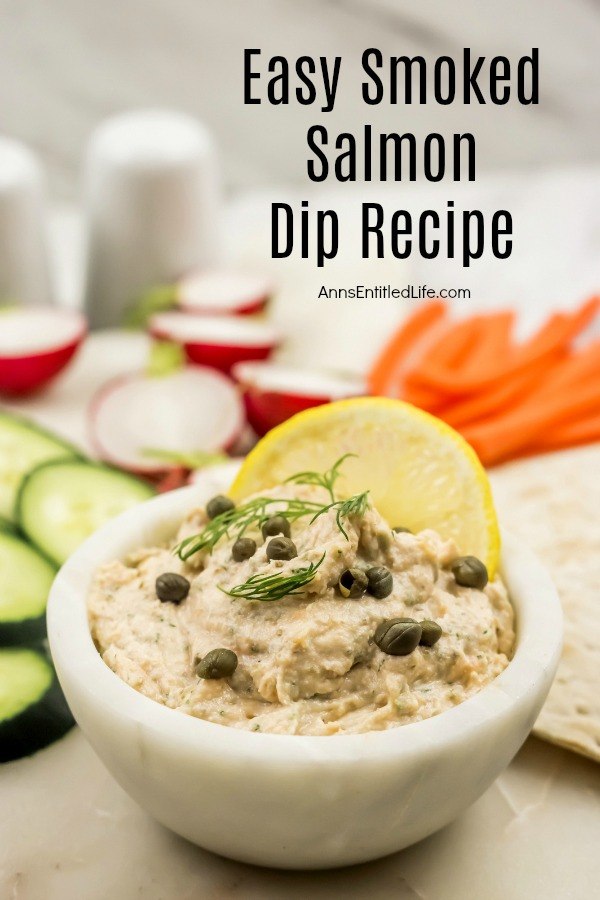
[490,443,600,762]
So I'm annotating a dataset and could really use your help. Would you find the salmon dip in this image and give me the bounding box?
[88,478,515,736]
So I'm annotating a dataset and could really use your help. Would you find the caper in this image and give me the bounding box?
[195,648,238,679]
[393,526,413,534]
[155,572,190,604]
[419,619,443,647]
[451,556,488,590]
[338,567,368,598]
[366,566,393,599]
[206,494,235,519]
[232,537,257,562]
[374,618,422,656]
[261,515,291,539]
[266,536,298,561]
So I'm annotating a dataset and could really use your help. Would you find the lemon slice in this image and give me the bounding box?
[231,397,500,575]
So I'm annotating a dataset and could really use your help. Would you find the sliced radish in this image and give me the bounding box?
[89,367,244,475]
[177,270,272,316]
[0,308,87,395]
[149,312,281,374]
[232,361,366,436]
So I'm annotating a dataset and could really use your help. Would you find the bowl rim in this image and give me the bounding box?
[47,478,563,766]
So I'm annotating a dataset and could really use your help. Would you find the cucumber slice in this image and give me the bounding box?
[0,531,56,644]
[0,646,74,763]
[0,411,80,521]
[17,460,155,565]
[0,514,18,534]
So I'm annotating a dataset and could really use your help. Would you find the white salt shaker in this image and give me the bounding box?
[82,109,220,328]
[0,137,51,306]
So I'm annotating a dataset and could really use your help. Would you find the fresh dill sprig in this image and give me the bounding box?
[220,553,326,602]
[175,496,324,560]
[285,453,356,501]
[310,491,370,540]
[175,456,369,560]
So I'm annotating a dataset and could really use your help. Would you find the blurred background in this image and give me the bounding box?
[0,0,599,420]
[1,0,599,199]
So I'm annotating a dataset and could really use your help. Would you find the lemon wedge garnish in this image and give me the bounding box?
[231,397,500,576]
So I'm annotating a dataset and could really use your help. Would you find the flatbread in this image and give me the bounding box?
[490,443,600,762]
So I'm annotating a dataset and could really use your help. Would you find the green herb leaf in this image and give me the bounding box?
[175,496,325,559]
[285,453,356,501]
[141,447,228,469]
[220,553,326,602]
[124,284,177,329]
[175,457,368,560]
[175,489,370,560]
[146,340,185,377]
[310,491,370,539]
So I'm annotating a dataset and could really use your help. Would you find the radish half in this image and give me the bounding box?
[0,308,86,395]
[177,270,272,316]
[232,361,366,436]
[149,312,281,374]
[89,367,244,475]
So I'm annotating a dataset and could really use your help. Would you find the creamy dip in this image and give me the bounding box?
[88,483,514,735]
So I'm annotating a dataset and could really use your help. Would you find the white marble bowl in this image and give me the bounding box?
[47,483,562,869]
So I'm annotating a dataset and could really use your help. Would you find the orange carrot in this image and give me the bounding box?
[399,314,489,410]
[406,297,599,396]
[535,339,600,391]
[404,311,516,413]
[458,311,515,375]
[402,383,449,411]
[370,297,600,466]
[417,314,486,369]
[368,300,446,396]
[442,350,566,428]
[530,413,600,452]
[462,376,600,466]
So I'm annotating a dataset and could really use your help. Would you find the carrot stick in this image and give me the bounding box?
[404,311,516,413]
[404,313,562,397]
[530,413,600,452]
[460,342,600,462]
[461,376,600,465]
[442,350,566,428]
[535,339,600,391]
[368,300,446,396]
[417,315,486,369]
[402,383,449,411]
[400,315,490,410]
[406,297,599,395]
[403,317,487,403]
[459,311,515,375]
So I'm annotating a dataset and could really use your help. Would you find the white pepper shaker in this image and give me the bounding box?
[82,109,220,328]
[0,137,51,306]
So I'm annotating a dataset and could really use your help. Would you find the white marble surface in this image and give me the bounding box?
[2,729,599,900]
[0,0,599,199]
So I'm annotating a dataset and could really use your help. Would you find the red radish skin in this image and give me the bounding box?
[183,339,275,373]
[233,362,366,436]
[0,309,86,396]
[177,270,272,317]
[149,312,281,375]
[89,366,245,476]
[156,466,189,492]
